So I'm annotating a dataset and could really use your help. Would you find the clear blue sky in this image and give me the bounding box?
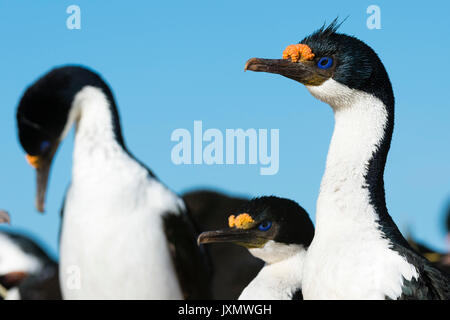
[0,1,449,258]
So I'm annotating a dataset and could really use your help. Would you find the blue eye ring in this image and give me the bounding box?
[40,141,51,153]
[258,221,272,231]
[317,57,333,69]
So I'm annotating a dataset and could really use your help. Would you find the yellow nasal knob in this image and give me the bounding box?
[25,154,41,169]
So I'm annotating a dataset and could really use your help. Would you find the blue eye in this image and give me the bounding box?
[258,221,272,231]
[317,57,333,69]
[40,141,51,153]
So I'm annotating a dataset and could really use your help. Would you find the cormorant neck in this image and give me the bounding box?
[262,246,307,283]
[67,86,128,173]
[239,243,306,299]
[308,80,396,239]
[70,85,125,143]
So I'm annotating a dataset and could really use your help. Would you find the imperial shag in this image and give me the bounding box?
[183,189,264,299]
[198,196,314,300]
[245,21,450,299]
[16,66,211,299]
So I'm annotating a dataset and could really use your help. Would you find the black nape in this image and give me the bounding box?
[238,196,315,247]
[17,65,126,156]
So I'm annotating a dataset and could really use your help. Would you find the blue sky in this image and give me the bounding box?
[0,1,449,257]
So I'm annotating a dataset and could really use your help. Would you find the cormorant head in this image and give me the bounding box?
[16,66,121,212]
[197,196,314,263]
[245,19,394,109]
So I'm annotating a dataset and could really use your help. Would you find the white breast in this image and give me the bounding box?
[58,86,184,299]
[59,160,184,299]
[239,242,306,300]
[302,214,418,299]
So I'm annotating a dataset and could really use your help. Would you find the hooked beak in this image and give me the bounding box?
[198,228,266,249]
[244,57,327,86]
[25,143,59,213]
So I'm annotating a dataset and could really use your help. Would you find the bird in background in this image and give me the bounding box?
[198,196,314,300]
[407,204,450,275]
[0,210,60,300]
[16,66,211,299]
[245,20,450,299]
[182,189,264,299]
[0,230,61,300]
[407,238,450,275]
[0,188,262,300]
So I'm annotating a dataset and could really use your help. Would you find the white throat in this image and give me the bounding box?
[307,79,389,225]
[239,241,307,300]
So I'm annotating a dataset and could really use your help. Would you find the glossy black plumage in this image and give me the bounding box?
[392,243,449,299]
[302,22,450,299]
[235,196,315,247]
[17,66,126,155]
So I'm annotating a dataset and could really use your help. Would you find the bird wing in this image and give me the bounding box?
[394,244,450,300]
[162,207,213,299]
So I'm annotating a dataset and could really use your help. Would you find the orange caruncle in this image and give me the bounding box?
[282,44,315,63]
[228,213,255,229]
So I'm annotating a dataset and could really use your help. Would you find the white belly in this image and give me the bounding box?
[302,221,418,300]
[59,178,184,300]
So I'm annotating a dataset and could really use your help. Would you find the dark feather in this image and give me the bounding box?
[291,288,303,300]
[162,209,213,299]
[391,244,450,299]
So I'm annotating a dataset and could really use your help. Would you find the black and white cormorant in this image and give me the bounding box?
[198,196,314,300]
[245,21,450,299]
[182,189,264,299]
[16,66,211,299]
[0,230,61,300]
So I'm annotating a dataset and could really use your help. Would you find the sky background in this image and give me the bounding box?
[0,1,449,258]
